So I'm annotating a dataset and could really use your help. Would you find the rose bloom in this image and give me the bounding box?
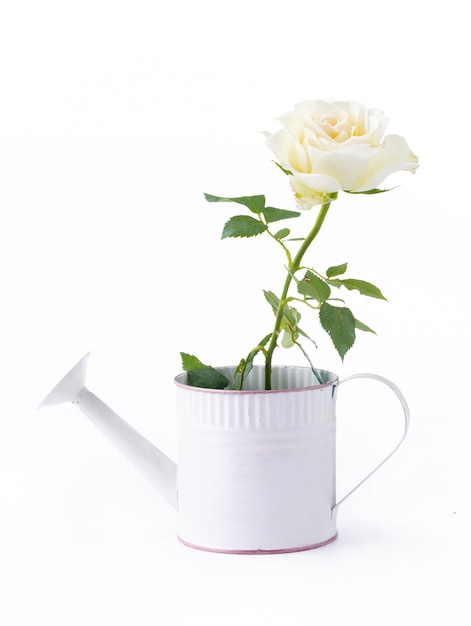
[266,100,419,209]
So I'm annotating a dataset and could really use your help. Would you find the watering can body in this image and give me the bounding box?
[39,353,409,554]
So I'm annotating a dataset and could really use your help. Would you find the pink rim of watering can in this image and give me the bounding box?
[39,353,410,554]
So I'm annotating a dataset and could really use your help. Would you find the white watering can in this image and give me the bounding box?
[39,352,410,554]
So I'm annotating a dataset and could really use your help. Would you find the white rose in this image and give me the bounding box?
[265,100,419,209]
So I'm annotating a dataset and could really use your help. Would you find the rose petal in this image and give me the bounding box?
[266,100,418,208]
[290,173,341,209]
[352,134,419,191]
[266,130,309,172]
[309,144,385,190]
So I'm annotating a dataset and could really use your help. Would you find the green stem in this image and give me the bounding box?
[264,199,332,390]
[266,228,293,267]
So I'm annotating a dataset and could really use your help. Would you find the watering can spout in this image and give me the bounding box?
[38,353,177,510]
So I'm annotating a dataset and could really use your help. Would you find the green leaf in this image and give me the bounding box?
[297,271,331,303]
[180,352,229,390]
[344,188,395,195]
[204,193,265,214]
[355,319,376,334]
[317,370,333,384]
[319,302,356,361]
[258,332,273,349]
[280,306,301,349]
[282,304,301,328]
[263,290,280,314]
[180,352,206,371]
[187,368,229,389]
[335,278,387,300]
[263,291,303,344]
[281,328,297,348]
[274,228,290,240]
[262,206,301,223]
[222,215,268,239]
[326,262,348,278]
[274,161,293,176]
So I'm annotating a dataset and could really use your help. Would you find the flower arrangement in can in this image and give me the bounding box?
[181,99,419,390]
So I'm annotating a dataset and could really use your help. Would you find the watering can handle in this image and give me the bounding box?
[334,373,410,511]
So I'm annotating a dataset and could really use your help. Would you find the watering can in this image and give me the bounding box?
[39,352,409,554]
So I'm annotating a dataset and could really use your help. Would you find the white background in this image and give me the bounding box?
[1,1,470,624]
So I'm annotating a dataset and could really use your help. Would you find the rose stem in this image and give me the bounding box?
[264,198,332,390]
